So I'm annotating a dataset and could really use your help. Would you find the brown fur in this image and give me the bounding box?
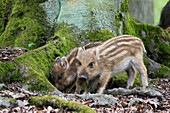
[51,42,102,92]
[75,35,148,94]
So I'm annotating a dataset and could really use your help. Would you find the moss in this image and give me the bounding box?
[29,95,96,113]
[126,11,170,67]
[13,43,59,91]
[114,0,128,36]
[107,72,142,89]
[0,62,16,83]
[0,0,50,49]
[9,98,16,103]
[155,64,170,78]
[144,57,170,78]
[52,23,77,56]
[114,0,170,67]
[0,24,77,92]
[87,29,115,42]
[0,0,13,34]
[10,69,21,82]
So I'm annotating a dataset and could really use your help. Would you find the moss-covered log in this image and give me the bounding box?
[29,95,96,113]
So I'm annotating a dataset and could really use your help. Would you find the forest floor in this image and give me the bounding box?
[0,47,169,113]
[0,78,169,113]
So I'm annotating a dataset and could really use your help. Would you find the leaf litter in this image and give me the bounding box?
[0,78,169,113]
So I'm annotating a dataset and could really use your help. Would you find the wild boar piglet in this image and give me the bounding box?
[75,35,148,94]
[51,42,102,92]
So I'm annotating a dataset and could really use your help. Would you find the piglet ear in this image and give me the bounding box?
[60,57,69,69]
[95,48,100,60]
[54,56,60,63]
[76,47,84,59]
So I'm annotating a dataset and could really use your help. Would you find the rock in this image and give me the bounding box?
[106,88,165,101]
[129,98,159,108]
[0,96,18,108]
[51,89,63,96]
[17,100,29,107]
[75,94,118,107]
[12,93,26,99]
[0,84,5,90]
[144,56,170,78]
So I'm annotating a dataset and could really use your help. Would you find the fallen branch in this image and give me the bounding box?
[29,95,96,113]
[105,88,165,100]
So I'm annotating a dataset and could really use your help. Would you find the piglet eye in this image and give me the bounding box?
[58,73,64,80]
[77,60,81,66]
[88,62,95,68]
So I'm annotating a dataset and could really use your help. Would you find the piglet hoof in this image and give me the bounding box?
[83,91,90,95]
[126,86,133,89]
[142,85,149,89]
[74,92,78,94]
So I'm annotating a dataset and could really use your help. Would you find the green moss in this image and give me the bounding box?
[0,0,50,49]
[0,24,77,92]
[9,98,16,103]
[155,64,170,78]
[51,23,77,56]
[108,72,142,89]
[126,11,170,67]
[29,95,96,113]
[13,43,58,91]
[0,0,13,34]
[87,29,115,42]
[144,57,170,78]
[10,69,21,82]
[0,62,16,83]
[114,0,128,36]
[114,0,170,68]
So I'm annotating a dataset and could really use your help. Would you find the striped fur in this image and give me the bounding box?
[75,35,148,94]
[51,42,102,92]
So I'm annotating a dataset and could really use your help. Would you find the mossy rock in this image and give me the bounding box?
[0,25,77,92]
[107,72,142,89]
[125,12,170,67]
[0,96,18,108]
[113,0,170,67]
[144,57,170,78]
[0,0,50,49]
